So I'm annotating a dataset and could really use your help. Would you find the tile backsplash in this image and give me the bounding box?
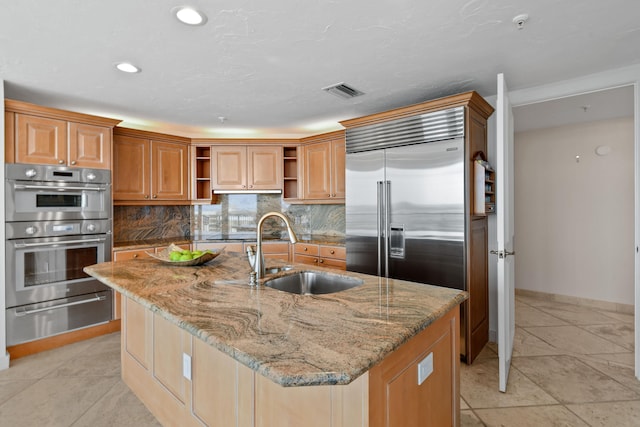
[113,195,345,242]
[113,205,191,242]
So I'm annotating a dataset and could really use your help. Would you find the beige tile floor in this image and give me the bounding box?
[0,293,636,426]
[462,294,640,427]
[0,332,159,427]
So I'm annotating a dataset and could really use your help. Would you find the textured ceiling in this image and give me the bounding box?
[1,0,639,138]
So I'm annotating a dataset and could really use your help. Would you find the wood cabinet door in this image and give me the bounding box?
[113,135,150,200]
[124,298,152,370]
[152,140,188,200]
[247,145,282,190]
[212,146,247,189]
[331,139,346,199]
[369,307,459,427]
[68,123,111,169]
[15,114,67,165]
[303,142,331,199]
[153,313,189,404]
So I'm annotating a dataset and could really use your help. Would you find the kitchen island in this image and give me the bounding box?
[85,252,466,427]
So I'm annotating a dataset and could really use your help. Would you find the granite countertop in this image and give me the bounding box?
[85,252,465,387]
[114,234,345,251]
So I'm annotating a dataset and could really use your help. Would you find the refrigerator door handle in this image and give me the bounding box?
[384,180,391,277]
[377,181,383,277]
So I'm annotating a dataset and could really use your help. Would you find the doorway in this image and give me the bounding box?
[512,86,635,308]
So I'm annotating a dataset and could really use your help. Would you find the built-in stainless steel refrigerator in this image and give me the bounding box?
[346,107,466,290]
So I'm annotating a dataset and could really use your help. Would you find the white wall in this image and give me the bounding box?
[1,79,9,370]
[514,118,634,303]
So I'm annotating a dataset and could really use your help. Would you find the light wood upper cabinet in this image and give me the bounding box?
[152,140,188,200]
[113,129,190,204]
[5,100,119,170]
[212,146,247,189]
[301,131,345,202]
[113,135,150,200]
[211,145,282,191]
[247,146,282,189]
[68,122,112,169]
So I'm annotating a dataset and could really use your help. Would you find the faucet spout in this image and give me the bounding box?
[253,212,298,279]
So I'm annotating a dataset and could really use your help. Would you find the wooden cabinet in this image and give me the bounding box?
[300,130,345,202]
[5,100,120,169]
[369,307,459,427]
[113,128,189,204]
[283,146,301,200]
[121,295,459,427]
[293,243,346,270]
[211,145,282,191]
[191,145,212,202]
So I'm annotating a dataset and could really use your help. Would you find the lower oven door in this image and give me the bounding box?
[5,233,111,308]
[5,290,113,346]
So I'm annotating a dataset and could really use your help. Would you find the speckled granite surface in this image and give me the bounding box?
[85,252,465,387]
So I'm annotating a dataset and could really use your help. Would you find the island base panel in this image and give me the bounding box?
[121,296,460,426]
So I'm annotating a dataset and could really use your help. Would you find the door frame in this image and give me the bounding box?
[493,64,640,379]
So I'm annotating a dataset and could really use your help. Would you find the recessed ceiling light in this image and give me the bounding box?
[115,62,141,73]
[173,6,207,26]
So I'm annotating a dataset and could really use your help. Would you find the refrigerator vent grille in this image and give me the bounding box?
[346,107,464,153]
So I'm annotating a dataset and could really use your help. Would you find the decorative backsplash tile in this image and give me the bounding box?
[113,206,191,242]
[114,196,345,242]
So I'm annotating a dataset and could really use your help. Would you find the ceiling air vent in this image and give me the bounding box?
[322,82,365,99]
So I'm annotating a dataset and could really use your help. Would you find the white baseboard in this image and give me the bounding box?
[0,352,10,371]
[515,288,634,314]
[489,329,497,343]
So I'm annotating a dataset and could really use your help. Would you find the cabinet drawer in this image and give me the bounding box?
[319,245,345,260]
[319,258,346,270]
[113,248,153,261]
[294,254,319,266]
[294,244,319,256]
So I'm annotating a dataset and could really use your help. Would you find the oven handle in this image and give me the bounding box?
[13,184,106,192]
[14,237,106,248]
[14,294,107,317]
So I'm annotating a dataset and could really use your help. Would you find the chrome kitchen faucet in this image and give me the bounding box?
[247,212,298,279]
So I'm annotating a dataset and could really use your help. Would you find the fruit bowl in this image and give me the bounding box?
[146,244,225,266]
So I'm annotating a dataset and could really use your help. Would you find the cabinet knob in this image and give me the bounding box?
[144,195,149,199]
[314,259,318,263]
[58,159,64,164]
[303,247,308,251]
[327,194,331,197]
[249,185,253,189]
[70,160,77,165]
[319,259,324,264]
[330,250,335,254]
[133,254,139,258]
[152,194,158,199]
[242,185,246,189]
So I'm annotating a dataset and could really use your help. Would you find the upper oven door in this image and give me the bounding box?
[5,233,112,308]
[5,180,111,221]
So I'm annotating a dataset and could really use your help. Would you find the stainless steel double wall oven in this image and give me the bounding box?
[5,163,113,346]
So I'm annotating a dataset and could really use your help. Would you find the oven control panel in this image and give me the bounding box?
[6,219,112,239]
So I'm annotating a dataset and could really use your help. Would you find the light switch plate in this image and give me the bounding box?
[183,353,192,380]
[417,352,433,385]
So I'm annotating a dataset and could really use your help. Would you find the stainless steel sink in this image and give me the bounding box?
[264,271,363,295]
